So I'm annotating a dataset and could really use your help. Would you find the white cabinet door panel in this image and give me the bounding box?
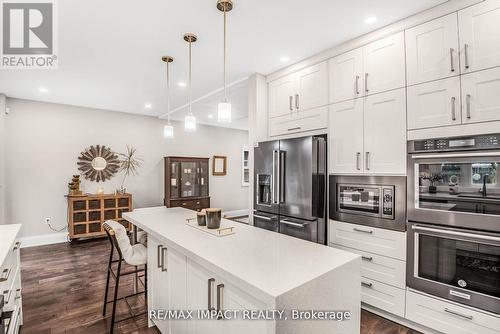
[329,48,363,103]
[329,99,364,174]
[461,67,500,124]
[295,61,329,111]
[363,32,406,95]
[268,74,295,119]
[360,278,406,318]
[406,13,460,84]
[363,89,407,174]
[407,77,461,130]
[147,238,170,333]
[459,1,500,73]
[269,106,327,137]
[168,247,187,334]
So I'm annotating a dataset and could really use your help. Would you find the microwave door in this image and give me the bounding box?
[254,140,280,214]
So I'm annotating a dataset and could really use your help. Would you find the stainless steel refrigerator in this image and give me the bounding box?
[253,135,327,244]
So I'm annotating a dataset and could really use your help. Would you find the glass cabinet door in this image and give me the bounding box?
[198,161,209,197]
[170,161,180,199]
[181,162,199,198]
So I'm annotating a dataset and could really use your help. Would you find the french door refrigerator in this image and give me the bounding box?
[254,135,327,244]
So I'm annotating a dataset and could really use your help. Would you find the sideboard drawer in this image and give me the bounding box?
[329,220,406,260]
[361,278,406,318]
[169,198,210,211]
[406,290,500,334]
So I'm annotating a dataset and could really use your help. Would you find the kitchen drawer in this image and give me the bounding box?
[406,290,500,334]
[0,240,20,291]
[360,278,405,317]
[269,105,327,137]
[332,245,405,289]
[329,220,406,260]
[3,267,21,312]
[169,198,210,211]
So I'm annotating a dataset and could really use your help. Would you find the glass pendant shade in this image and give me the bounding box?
[164,123,174,138]
[184,114,197,132]
[217,101,232,123]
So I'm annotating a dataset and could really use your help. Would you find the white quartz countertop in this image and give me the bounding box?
[0,224,21,265]
[124,207,359,299]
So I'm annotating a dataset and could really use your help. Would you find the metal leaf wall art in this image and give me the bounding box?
[77,145,120,182]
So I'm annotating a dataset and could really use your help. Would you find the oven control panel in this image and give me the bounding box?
[410,134,500,152]
[382,187,394,219]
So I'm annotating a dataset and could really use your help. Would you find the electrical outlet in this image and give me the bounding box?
[45,218,51,224]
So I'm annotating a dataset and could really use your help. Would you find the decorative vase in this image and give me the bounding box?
[205,208,222,229]
[429,185,437,194]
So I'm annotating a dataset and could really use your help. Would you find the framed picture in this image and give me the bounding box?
[212,156,227,176]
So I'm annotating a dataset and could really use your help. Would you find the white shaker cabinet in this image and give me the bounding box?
[459,0,500,74]
[147,238,170,333]
[295,61,329,112]
[405,13,460,85]
[168,247,188,334]
[461,66,500,124]
[329,99,364,174]
[328,48,363,103]
[363,32,406,96]
[407,77,461,130]
[268,73,296,118]
[363,89,407,175]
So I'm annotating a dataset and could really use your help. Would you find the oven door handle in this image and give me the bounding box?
[280,220,309,228]
[411,151,500,159]
[412,225,500,243]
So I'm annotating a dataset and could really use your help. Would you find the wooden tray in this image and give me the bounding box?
[185,218,235,237]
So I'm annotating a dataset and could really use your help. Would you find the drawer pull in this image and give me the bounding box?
[361,256,373,262]
[208,278,215,310]
[13,242,21,251]
[161,247,168,272]
[0,268,11,282]
[281,219,309,228]
[182,203,187,206]
[216,284,224,320]
[157,245,163,269]
[361,281,373,288]
[353,227,373,234]
[15,288,21,300]
[444,308,473,320]
[287,127,301,132]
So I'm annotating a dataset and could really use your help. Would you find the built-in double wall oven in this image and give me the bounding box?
[407,134,500,314]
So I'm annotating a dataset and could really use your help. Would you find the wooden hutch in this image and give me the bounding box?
[67,193,132,240]
[164,157,210,211]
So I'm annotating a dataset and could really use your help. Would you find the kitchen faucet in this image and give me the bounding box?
[482,174,489,197]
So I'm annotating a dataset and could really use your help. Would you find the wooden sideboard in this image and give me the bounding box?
[164,157,210,211]
[67,193,132,240]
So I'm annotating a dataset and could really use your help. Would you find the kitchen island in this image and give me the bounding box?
[123,206,361,334]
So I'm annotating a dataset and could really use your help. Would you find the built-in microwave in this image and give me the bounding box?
[329,175,406,231]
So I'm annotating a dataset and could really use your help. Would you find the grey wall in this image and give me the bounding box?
[5,98,249,237]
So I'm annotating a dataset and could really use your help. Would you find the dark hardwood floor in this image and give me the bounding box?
[20,239,420,334]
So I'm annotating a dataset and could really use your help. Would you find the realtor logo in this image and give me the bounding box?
[1,0,57,69]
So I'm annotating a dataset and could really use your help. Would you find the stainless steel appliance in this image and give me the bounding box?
[253,135,327,244]
[408,134,500,232]
[408,222,500,314]
[329,175,406,231]
[407,134,500,313]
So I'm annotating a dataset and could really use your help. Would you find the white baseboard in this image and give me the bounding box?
[20,232,68,248]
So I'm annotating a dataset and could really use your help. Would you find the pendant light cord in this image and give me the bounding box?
[223,9,227,101]
[189,40,193,114]
[166,60,171,123]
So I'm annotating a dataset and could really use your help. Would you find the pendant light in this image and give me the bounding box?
[162,55,174,138]
[184,33,197,132]
[217,0,233,124]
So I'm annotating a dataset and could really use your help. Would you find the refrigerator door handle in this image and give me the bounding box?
[272,150,279,204]
[279,151,286,203]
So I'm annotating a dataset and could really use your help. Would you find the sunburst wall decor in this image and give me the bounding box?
[77,145,120,182]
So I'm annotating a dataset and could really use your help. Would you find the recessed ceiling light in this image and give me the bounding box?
[365,16,377,25]
[208,114,214,119]
[178,81,186,87]
[280,56,290,63]
[144,103,152,109]
[38,87,48,93]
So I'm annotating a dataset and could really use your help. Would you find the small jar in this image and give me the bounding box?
[205,208,222,229]
[196,210,206,226]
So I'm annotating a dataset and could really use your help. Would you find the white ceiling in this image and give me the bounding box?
[0,0,448,129]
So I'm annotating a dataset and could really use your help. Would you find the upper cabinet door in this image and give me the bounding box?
[459,1,500,73]
[329,99,364,174]
[407,77,461,130]
[461,66,500,124]
[268,73,296,118]
[363,89,407,175]
[406,13,460,85]
[329,48,363,103]
[363,32,406,96]
[295,61,329,112]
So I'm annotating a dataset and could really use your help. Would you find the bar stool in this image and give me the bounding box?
[102,220,147,334]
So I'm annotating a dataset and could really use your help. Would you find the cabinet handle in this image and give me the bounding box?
[361,281,373,288]
[216,283,224,320]
[157,245,163,268]
[12,242,20,251]
[450,48,455,72]
[365,152,370,170]
[0,268,10,283]
[365,73,369,93]
[289,96,293,112]
[207,278,215,310]
[161,247,168,272]
[464,44,470,69]
[356,152,361,170]
[14,288,21,300]
[355,75,360,95]
[295,94,299,110]
[354,227,373,234]
[466,94,471,119]
[451,96,456,121]
[361,256,373,262]
[444,308,473,320]
[287,127,301,131]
